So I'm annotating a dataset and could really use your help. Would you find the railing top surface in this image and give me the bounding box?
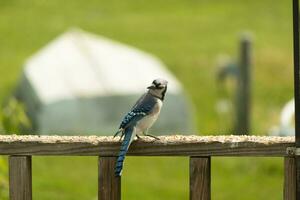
[0,135,294,144]
[0,135,295,156]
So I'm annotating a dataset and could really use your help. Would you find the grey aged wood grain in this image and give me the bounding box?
[9,156,32,200]
[284,157,296,200]
[190,157,210,200]
[0,135,294,156]
[99,157,120,200]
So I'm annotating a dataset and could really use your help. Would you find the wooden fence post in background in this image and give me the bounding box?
[235,34,252,135]
[292,0,300,198]
[9,156,32,200]
[190,157,211,200]
[284,157,296,200]
[98,157,121,200]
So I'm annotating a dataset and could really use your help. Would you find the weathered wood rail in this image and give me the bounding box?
[0,135,297,200]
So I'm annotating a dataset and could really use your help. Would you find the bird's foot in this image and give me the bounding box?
[114,128,124,138]
[144,134,160,140]
[136,135,141,140]
[118,133,125,142]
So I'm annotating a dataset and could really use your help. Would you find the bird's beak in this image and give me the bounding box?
[147,85,156,89]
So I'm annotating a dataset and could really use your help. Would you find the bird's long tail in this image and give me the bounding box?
[115,127,134,177]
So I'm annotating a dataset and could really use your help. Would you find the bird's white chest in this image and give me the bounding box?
[136,100,163,133]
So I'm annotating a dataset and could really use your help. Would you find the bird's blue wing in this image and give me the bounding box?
[115,93,157,135]
[118,106,151,129]
[114,108,149,137]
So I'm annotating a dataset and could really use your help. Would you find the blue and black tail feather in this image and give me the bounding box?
[115,127,134,177]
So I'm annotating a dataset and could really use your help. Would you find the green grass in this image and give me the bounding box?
[0,0,294,199]
[31,157,284,200]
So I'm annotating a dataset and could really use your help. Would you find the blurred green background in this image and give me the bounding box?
[0,0,293,199]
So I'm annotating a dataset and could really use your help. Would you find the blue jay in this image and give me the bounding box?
[114,78,168,176]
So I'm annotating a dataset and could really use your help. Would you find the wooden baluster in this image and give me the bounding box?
[284,157,296,200]
[98,157,121,200]
[9,156,32,200]
[190,157,211,200]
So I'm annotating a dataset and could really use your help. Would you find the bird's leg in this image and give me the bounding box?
[113,130,121,138]
[145,134,160,140]
[143,130,160,140]
[119,132,125,141]
[136,134,141,140]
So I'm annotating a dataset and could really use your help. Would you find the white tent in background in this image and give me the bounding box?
[269,99,294,136]
[15,29,193,135]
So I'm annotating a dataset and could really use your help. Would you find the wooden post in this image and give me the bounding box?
[235,34,252,135]
[190,157,211,200]
[292,0,300,198]
[9,156,32,200]
[284,157,296,200]
[98,157,121,200]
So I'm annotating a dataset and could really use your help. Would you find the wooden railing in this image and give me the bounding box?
[0,135,296,200]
